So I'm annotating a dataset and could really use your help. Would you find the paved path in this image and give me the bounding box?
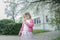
[34,31,60,40]
[0,31,60,40]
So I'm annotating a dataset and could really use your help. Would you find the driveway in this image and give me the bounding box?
[0,31,60,40]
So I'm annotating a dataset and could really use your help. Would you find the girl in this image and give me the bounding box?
[18,12,34,40]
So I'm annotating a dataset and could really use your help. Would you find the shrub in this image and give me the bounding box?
[0,19,22,35]
[2,23,22,35]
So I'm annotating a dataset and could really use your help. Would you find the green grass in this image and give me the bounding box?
[33,30,50,34]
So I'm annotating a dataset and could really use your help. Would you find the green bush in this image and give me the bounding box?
[0,19,22,35]
[2,23,22,35]
[0,19,15,24]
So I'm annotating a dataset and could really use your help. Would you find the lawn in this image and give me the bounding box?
[33,30,50,34]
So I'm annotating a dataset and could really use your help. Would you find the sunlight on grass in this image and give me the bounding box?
[33,30,50,34]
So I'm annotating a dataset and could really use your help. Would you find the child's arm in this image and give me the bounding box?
[18,23,23,36]
[26,19,34,27]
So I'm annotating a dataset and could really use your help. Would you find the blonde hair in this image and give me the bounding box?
[23,12,31,18]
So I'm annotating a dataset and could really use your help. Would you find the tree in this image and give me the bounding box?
[50,0,60,30]
[19,17,22,23]
[55,9,60,30]
[17,0,47,14]
[4,0,24,22]
[52,0,60,3]
[50,8,60,30]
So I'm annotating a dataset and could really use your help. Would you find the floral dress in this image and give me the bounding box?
[20,20,34,40]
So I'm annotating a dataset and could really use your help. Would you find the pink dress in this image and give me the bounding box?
[20,20,34,40]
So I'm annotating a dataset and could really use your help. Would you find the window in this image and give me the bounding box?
[34,18,36,24]
[37,17,41,24]
[46,16,49,22]
[34,17,41,24]
[39,18,41,23]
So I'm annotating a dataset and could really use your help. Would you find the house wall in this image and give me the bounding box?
[33,16,56,31]
[31,3,56,31]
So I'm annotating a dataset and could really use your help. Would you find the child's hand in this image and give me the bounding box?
[18,33,22,37]
[24,17,27,21]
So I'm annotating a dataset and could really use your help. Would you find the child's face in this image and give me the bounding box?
[24,15,30,20]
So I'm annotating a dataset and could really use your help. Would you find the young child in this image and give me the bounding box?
[19,12,34,40]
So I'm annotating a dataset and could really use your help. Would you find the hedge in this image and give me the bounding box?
[0,19,22,35]
[0,23,22,35]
